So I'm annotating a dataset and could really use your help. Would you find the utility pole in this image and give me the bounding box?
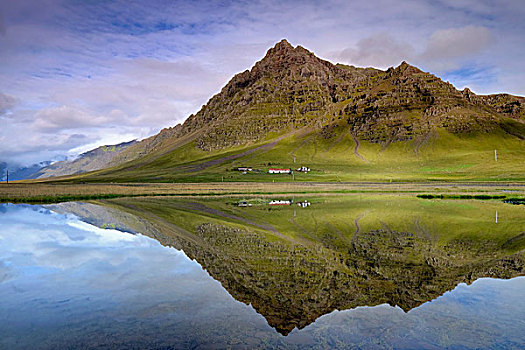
[6,170,8,184]
[495,149,497,162]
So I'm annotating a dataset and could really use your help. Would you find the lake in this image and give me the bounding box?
[1,195,524,349]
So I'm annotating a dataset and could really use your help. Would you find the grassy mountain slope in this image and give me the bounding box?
[60,40,524,183]
[65,126,522,182]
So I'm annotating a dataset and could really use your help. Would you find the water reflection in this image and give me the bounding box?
[57,197,524,335]
[1,197,524,349]
[0,204,272,349]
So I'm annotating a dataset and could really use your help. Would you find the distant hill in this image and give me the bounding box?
[31,140,137,179]
[55,40,525,182]
[1,161,53,181]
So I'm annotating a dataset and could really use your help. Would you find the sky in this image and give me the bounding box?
[0,0,524,166]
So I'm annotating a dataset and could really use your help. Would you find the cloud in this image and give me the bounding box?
[336,32,415,69]
[0,203,206,290]
[0,93,17,115]
[0,0,524,166]
[32,106,109,131]
[420,26,493,71]
[0,124,91,166]
[334,25,494,73]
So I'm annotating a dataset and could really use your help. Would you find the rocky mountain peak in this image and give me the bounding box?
[152,40,525,153]
[252,39,322,75]
[389,60,422,76]
[259,39,296,63]
[270,38,294,53]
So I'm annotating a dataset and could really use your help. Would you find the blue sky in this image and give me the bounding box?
[0,0,524,166]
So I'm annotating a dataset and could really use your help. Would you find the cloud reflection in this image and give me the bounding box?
[0,203,202,280]
[0,203,524,349]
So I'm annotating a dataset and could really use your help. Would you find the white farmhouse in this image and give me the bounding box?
[269,168,292,174]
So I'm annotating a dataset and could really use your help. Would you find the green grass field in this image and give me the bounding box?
[61,126,524,183]
[100,194,525,254]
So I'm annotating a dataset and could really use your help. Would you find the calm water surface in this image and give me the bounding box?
[0,200,524,349]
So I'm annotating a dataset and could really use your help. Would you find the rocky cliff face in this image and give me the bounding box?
[180,39,383,150]
[123,39,523,157]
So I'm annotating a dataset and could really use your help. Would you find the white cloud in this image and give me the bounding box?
[333,25,495,73]
[0,0,524,166]
[32,106,109,131]
[420,26,493,71]
[336,33,415,69]
[0,125,91,165]
[0,203,201,280]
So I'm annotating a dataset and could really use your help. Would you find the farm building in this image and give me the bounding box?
[269,200,291,206]
[269,168,291,174]
[297,200,311,208]
[237,167,253,172]
[296,166,310,173]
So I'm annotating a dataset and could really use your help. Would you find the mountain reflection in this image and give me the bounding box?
[52,195,525,335]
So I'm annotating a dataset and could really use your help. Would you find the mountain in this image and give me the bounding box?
[58,39,525,182]
[31,140,137,179]
[1,141,138,181]
[0,160,53,181]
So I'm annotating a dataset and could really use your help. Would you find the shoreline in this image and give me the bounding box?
[1,181,524,204]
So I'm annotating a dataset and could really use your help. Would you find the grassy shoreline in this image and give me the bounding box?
[1,181,524,204]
